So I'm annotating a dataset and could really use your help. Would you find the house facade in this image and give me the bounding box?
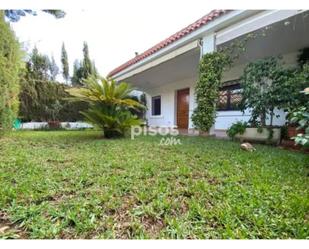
[108,10,309,136]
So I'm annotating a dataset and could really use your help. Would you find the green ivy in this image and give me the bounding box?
[192,52,231,131]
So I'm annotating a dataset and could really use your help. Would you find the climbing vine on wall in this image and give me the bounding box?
[192,52,231,131]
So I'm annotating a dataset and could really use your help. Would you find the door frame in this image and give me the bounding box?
[175,87,190,129]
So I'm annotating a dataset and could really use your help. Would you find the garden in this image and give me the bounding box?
[0,9,309,240]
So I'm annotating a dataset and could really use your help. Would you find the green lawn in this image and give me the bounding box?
[0,131,308,239]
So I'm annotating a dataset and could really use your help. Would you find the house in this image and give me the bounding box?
[108,10,309,136]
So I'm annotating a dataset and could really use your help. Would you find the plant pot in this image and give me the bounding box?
[287,125,305,139]
[47,121,61,129]
[235,127,281,144]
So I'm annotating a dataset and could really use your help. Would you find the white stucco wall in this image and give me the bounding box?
[145,77,196,128]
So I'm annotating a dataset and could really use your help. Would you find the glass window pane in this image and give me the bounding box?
[152,96,161,116]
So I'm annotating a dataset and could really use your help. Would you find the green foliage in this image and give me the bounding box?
[19,47,87,121]
[61,43,69,82]
[226,121,247,139]
[278,63,309,113]
[192,52,231,131]
[71,43,98,86]
[81,106,142,138]
[297,47,309,67]
[48,56,59,81]
[0,11,22,134]
[241,57,290,126]
[0,131,308,238]
[19,79,88,122]
[67,77,144,138]
[26,47,52,81]
[290,89,309,147]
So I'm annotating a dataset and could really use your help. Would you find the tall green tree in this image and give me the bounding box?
[0,11,22,133]
[82,42,95,79]
[71,60,83,86]
[26,47,51,81]
[71,43,98,86]
[61,43,69,83]
[49,55,59,81]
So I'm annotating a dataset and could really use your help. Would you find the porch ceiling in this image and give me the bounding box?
[219,12,309,64]
[122,47,200,91]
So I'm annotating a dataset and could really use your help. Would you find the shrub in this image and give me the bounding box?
[67,77,144,138]
[226,121,247,139]
[290,88,309,147]
[19,80,88,122]
[0,11,22,134]
[241,57,285,127]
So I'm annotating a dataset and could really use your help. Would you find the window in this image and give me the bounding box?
[217,81,242,111]
[151,96,161,116]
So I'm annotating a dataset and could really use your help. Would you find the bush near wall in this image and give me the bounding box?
[19,80,88,122]
[0,11,21,133]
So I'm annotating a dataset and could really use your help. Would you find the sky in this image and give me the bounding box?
[10,2,213,79]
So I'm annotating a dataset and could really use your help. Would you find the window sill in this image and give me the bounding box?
[150,115,163,119]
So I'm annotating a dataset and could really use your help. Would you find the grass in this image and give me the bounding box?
[0,130,308,239]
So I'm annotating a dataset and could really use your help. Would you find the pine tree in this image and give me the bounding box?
[49,55,59,81]
[61,42,69,83]
[71,60,83,86]
[82,42,93,79]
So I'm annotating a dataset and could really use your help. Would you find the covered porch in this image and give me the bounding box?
[118,10,309,136]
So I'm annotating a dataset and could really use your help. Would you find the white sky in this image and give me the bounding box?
[5,0,309,80]
[10,2,213,79]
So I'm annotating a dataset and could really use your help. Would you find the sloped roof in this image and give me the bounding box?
[108,9,228,77]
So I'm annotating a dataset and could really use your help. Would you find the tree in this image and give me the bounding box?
[71,60,83,86]
[67,77,144,138]
[71,43,98,86]
[0,11,22,133]
[61,43,69,83]
[19,48,89,122]
[240,57,303,127]
[4,10,65,22]
[26,47,51,81]
[49,55,59,81]
[82,42,96,79]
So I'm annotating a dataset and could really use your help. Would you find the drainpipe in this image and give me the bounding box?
[198,38,203,59]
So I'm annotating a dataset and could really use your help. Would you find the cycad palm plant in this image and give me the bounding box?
[67,77,144,138]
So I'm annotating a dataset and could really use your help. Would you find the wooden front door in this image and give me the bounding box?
[176,88,190,129]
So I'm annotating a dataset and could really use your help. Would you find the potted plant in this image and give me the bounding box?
[238,57,291,144]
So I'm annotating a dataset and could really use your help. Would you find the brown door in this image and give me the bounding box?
[176,88,190,129]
